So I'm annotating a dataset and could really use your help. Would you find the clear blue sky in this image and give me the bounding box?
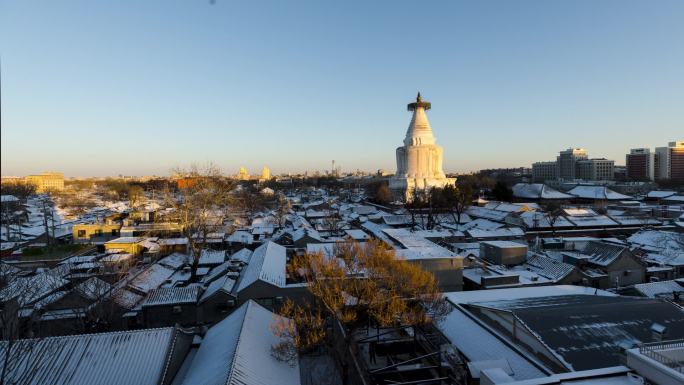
[1,0,682,177]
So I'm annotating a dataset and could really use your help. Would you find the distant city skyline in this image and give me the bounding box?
[1,0,682,177]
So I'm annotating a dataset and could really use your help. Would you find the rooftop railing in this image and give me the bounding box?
[639,339,684,374]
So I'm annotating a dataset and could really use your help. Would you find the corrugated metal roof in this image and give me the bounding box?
[143,286,202,307]
[179,300,300,385]
[235,242,286,292]
[0,328,179,385]
[200,275,236,303]
[634,280,684,298]
[199,249,226,266]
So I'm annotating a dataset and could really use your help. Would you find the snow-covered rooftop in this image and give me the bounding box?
[235,241,286,292]
[512,183,573,200]
[566,185,632,201]
[178,300,300,385]
[0,327,181,385]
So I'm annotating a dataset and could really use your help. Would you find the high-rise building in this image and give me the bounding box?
[532,161,558,182]
[261,166,271,181]
[237,167,250,180]
[655,141,684,181]
[389,93,455,200]
[626,148,656,181]
[557,148,588,180]
[576,158,614,181]
[25,172,64,193]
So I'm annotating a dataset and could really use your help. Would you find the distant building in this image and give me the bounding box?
[531,161,557,182]
[655,140,684,181]
[237,166,249,180]
[626,148,656,181]
[575,158,614,181]
[533,149,615,181]
[25,172,64,193]
[557,148,588,180]
[260,166,271,181]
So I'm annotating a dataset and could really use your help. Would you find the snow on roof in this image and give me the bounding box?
[627,230,684,257]
[199,249,226,266]
[382,214,413,225]
[158,253,191,269]
[226,230,253,244]
[512,184,573,200]
[482,240,526,248]
[524,254,576,282]
[59,255,99,265]
[101,253,134,263]
[445,285,615,305]
[0,195,19,202]
[128,264,176,294]
[566,215,618,228]
[466,227,524,239]
[466,207,509,222]
[646,190,677,199]
[436,306,546,381]
[236,241,286,292]
[563,208,597,217]
[75,277,112,300]
[344,229,371,241]
[0,273,69,307]
[633,280,684,299]
[460,218,504,231]
[581,241,627,266]
[200,275,237,303]
[663,194,684,202]
[112,289,143,309]
[0,327,180,385]
[608,215,661,226]
[105,236,142,244]
[142,286,201,307]
[382,228,441,249]
[519,211,574,228]
[485,202,538,213]
[566,185,633,200]
[179,300,300,385]
[158,237,188,246]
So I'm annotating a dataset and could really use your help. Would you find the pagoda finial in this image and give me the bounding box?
[407,92,431,111]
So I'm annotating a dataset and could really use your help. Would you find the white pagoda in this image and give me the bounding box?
[389,93,455,201]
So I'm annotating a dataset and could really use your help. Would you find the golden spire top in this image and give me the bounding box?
[407,92,431,111]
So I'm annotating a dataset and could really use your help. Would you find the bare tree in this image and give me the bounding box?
[273,195,291,230]
[162,164,235,280]
[235,185,265,226]
[442,183,472,225]
[127,185,145,210]
[542,201,564,236]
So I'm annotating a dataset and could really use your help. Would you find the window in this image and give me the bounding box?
[172,306,182,314]
[256,298,274,308]
[77,230,86,237]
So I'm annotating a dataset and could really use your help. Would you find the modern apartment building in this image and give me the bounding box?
[576,158,615,181]
[532,161,558,182]
[557,148,588,180]
[626,148,656,181]
[655,141,684,181]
